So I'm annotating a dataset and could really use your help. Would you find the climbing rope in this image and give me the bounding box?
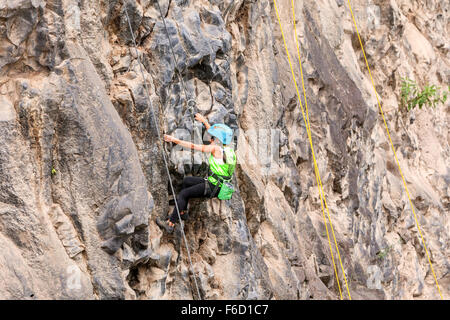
[289,0,352,300]
[155,0,204,171]
[272,0,351,299]
[346,0,443,299]
[124,6,202,300]
[154,0,197,121]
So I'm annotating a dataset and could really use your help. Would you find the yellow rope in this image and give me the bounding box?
[290,0,352,300]
[272,0,351,299]
[346,0,443,299]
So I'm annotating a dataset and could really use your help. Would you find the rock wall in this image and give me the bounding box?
[0,0,448,299]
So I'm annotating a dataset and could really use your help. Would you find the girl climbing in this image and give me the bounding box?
[156,113,237,233]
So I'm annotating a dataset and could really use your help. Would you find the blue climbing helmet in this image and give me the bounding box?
[207,123,233,145]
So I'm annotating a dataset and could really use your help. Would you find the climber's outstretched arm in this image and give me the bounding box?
[164,134,219,154]
[195,113,211,130]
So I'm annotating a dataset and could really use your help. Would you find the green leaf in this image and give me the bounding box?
[399,77,446,112]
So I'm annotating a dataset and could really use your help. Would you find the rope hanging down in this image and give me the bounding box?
[272,0,351,299]
[289,0,352,300]
[155,0,197,121]
[124,6,202,300]
[346,0,443,299]
[155,0,203,169]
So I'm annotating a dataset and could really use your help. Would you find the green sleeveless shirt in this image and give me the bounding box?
[208,147,237,186]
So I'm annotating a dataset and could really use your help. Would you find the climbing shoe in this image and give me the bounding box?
[156,217,174,234]
[168,210,189,222]
[180,211,189,221]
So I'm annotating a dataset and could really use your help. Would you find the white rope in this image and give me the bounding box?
[124,5,202,300]
[155,0,203,175]
[155,0,197,121]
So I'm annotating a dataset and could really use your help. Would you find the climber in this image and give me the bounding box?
[156,113,237,233]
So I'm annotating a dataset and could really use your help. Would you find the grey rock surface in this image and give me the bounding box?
[0,0,448,300]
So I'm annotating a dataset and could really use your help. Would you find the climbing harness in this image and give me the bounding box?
[206,145,237,200]
[124,7,202,300]
[346,0,443,299]
[204,175,233,200]
[204,172,235,200]
[272,0,351,299]
[214,174,235,200]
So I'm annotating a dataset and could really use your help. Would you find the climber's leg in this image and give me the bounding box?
[166,177,205,227]
[169,176,205,225]
[181,176,205,189]
[169,176,204,205]
[168,181,206,224]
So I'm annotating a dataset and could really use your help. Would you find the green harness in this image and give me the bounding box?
[207,147,237,200]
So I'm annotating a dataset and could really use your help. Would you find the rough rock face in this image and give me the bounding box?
[0,0,448,300]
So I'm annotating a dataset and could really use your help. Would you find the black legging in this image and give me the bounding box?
[169,176,220,223]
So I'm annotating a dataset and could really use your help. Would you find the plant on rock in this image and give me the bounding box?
[400,77,448,111]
